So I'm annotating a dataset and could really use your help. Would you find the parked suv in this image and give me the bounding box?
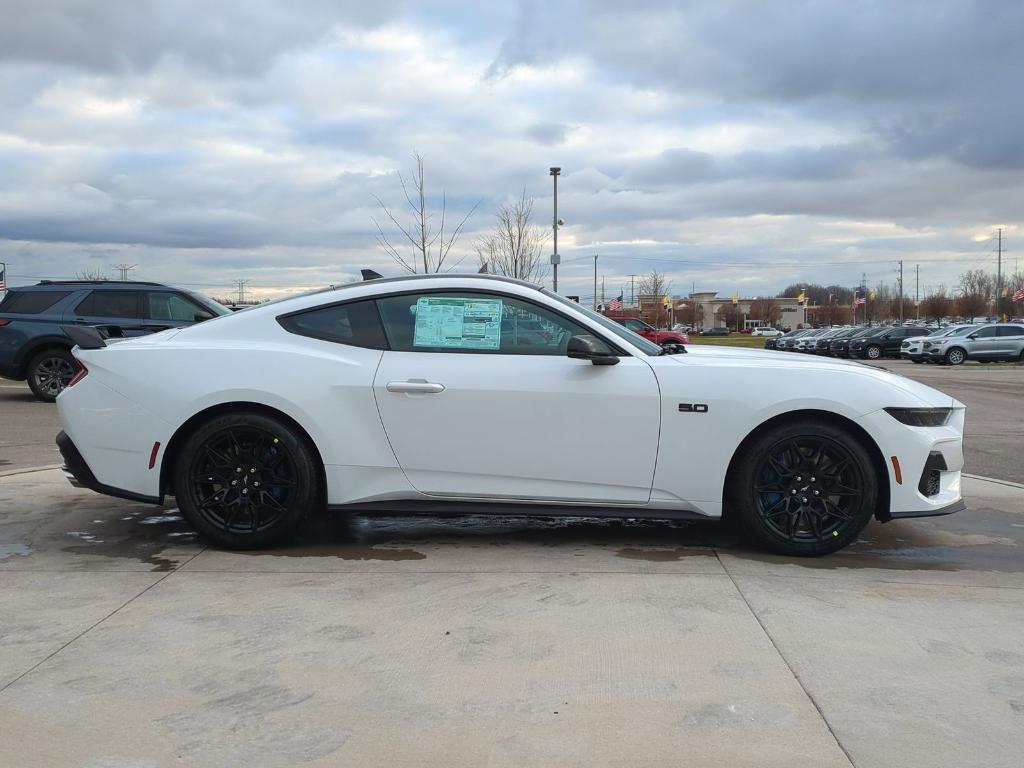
[849,326,928,360]
[0,280,228,400]
[923,323,1024,365]
[609,317,690,348]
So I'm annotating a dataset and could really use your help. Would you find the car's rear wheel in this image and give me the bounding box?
[865,344,882,360]
[174,412,319,549]
[26,348,78,402]
[731,420,877,556]
[945,347,966,365]
[912,358,924,364]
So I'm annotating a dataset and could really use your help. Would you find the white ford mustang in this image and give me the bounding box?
[56,274,965,556]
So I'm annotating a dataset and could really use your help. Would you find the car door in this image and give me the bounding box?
[997,325,1024,359]
[965,326,1000,358]
[68,290,148,337]
[372,290,661,504]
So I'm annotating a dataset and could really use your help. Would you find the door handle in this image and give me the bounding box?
[386,379,445,394]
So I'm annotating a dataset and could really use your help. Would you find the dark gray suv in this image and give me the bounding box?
[0,280,228,400]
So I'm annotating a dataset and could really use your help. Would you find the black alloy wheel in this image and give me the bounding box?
[731,420,877,556]
[175,412,319,548]
[27,349,78,402]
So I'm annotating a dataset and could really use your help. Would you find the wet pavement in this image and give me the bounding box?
[1,469,1023,767]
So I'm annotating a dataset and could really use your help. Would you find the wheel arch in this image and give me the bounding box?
[17,336,75,375]
[159,401,327,501]
[723,408,890,523]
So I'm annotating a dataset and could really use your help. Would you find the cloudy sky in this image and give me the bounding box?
[1,0,1021,303]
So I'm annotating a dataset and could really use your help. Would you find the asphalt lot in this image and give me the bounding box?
[1,360,1023,767]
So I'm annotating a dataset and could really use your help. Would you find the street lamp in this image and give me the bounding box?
[550,167,561,291]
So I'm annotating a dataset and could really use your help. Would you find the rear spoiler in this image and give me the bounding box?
[62,325,108,350]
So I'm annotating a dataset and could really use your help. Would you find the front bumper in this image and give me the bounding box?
[57,430,162,505]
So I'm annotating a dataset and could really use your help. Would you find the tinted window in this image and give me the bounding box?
[972,326,998,339]
[76,291,140,319]
[623,319,647,332]
[377,292,590,355]
[146,291,206,321]
[0,290,70,314]
[278,300,387,349]
[998,325,1024,337]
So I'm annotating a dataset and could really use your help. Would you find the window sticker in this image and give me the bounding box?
[413,296,502,350]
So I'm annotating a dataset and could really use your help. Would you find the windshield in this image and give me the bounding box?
[544,290,663,356]
[181,289,232,316]
[947,324,981,337]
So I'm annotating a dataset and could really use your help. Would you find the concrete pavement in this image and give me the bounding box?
[1,469,1022,767]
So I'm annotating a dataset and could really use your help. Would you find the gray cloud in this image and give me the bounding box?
[0,0,1021,299]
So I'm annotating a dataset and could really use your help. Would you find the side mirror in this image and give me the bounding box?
[567,334,619,365]
[194,310,215,322]
[966,333,977,340]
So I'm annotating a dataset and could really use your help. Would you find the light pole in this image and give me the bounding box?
[550,167,561,291]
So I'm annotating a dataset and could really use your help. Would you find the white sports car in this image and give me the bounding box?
[56,274,966,556]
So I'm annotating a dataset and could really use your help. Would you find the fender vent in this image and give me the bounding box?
[918,451,947,497]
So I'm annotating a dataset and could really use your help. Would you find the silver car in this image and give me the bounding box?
[901,325,975,363]
[923,323,1024,365]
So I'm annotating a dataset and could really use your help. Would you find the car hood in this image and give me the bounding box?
[662,345,960,408]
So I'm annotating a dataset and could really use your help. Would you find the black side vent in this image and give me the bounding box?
[918,451,948,497]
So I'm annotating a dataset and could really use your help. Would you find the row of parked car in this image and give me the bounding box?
[766,323,1024,364]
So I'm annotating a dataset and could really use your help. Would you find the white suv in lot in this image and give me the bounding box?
[751,327,782,337]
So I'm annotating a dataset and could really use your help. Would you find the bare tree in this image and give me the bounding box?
[957,269,994,320]
[638,269,671,300]
[716,304,743,331]
[748,298,782,327]
[76,268,107,280]
[373,153,480,273]
[476,191,549,281]
[920,289,952,322]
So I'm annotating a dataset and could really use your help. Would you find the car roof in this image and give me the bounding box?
[21,280,171,290]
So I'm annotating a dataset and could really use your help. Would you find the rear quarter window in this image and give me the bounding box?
[277,300,387,349]
[0,290,71,314]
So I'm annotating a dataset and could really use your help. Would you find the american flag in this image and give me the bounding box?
[0,265,6,292]
[606,294,623,312]
[853,291,866,307]
[1013,287,1024,302]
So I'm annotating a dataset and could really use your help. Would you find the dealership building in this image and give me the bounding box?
[682,291,808,330]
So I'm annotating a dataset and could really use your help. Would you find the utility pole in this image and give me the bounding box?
[996,227,1002,320]
[601,276,605,311]
[628,274,638,307]
[593,254,598,311]
[110,263,136,281]
[234,279,250,304]
[915,264,920,321]
[549,167,561,292]
[898,260,904,324]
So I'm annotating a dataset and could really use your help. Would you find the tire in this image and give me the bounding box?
[945,347,966,365]
[26,348,78,402]
[911,358,924,364]
[730,419,878,556]
[865,344,882,360]
[174,411,320,549]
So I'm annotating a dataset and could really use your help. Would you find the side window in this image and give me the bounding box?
[376,292,590,355]
[972,326,998,339]
[278,299,387,349]
[998,325,1024,337]
[146,291,205,321]
[77,291,140,319]
[0,290,70,314]
[623,319,646,332]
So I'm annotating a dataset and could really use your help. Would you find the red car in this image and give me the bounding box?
[610,317,690,348]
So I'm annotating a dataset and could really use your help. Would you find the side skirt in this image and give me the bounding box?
[327,499,711,521]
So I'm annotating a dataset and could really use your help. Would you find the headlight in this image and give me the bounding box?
[884,407,953,427]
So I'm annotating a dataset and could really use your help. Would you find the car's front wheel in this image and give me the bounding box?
[865,344,882,360]
[730,420,878,556]
[945,347,966,365]
[26,348,78,402]
[174,411,320,549]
